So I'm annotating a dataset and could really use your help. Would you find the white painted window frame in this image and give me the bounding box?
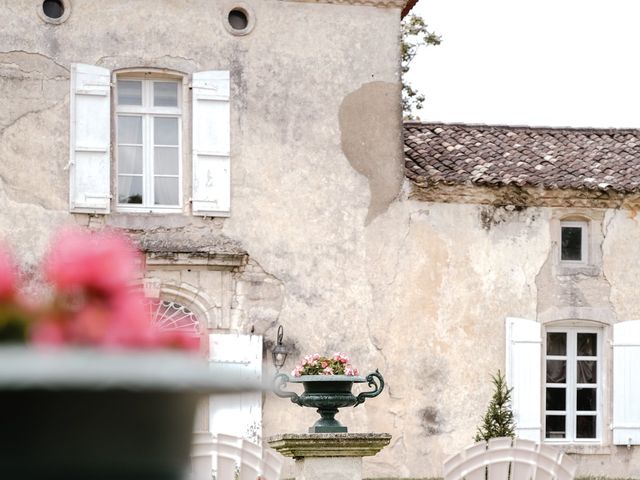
[559,220,589,265]
[115,76,183,213]
[544,326,602,444]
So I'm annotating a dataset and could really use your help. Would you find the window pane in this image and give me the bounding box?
[118,176,142,204]
[547,332,566,356]
[545,415,566,439]
[118,146,142,174]
[117,80,142,105]
[118,116,142,144]
[577,360,597,384]
[577,333,597,356]
[154,147,179,175]
[576,415,596,439]
[154,82,178,107]
[546,360,566,383]
[154,177,179,205]
[546,388,566,411]
[154,117,179,145]
[561,226,583,261]
[577,388,596,411]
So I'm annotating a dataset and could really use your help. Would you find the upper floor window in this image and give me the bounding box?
[560,220,588,264]
[116,77,182,210]
[68,63,230,217]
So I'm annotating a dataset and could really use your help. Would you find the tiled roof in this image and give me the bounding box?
[404,123,640,193]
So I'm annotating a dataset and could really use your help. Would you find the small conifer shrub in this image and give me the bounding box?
[474,370,516,442]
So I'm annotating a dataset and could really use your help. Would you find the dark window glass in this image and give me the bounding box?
[545,415,566,439]
[42,0,64,19]
[228,9,248,30]
[577,360,597,384]
[546,360,566,383]
[561,226,583,261]
[577,333,597,356]
[547,332,567,356]
[576,415,597,439]
[577,388,596,411]
[546,388,566,411]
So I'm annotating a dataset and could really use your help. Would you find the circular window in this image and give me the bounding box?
[38,0,71,24]
[43,0,64,18]
[228,9,249,31]
[223,3,255,36]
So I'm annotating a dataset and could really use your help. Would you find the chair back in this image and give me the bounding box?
[443,437,577,480]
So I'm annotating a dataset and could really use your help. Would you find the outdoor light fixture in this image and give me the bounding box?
[272,325,288,372]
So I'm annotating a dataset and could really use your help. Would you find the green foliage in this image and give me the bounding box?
[474,370,516,442]
[401,13,441,119]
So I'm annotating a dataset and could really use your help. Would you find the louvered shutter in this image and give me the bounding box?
[505,317,542,441]
[69,64,111,213]
[208,333,262,443]
[612,320,640,445]
[191,71,230,216]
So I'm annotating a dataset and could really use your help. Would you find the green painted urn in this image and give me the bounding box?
[274,370,384,433]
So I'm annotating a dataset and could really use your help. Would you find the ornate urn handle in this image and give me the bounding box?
[354,369,384,407]
[273,373,302,406]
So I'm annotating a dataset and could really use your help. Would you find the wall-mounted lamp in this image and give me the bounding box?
[271,325,289,372]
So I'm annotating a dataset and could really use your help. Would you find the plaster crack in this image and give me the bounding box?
[601,209,618,319]
[386,212,412,287]
[0,97,66,137]
[0,51,69,73]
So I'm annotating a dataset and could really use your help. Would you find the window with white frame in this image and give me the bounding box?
[68,63,230,216]
[507,317,640,446]
[116,77,182,210]
[560,220,588,264]
[544,327,600,441]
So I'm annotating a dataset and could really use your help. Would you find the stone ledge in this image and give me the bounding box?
[267,433,391,458]
[279,0,406,10]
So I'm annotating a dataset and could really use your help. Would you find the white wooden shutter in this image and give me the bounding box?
[69,63,111,213]
[505,317,542,441]
[612,320,640,445]
[191,71,230,216]
[209,333,262,443]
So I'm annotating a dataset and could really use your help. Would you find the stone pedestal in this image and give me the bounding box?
[267,433,391,480]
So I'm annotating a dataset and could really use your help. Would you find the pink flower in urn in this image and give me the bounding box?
[291,366,303,377]
[312,353,320,360]
[321,361,328,368]
[344,365,359,376]
[322,366,334,375]
[333,352,349,364]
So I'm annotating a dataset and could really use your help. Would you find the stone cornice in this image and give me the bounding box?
[280,0,407,10]
[409,183,640,210]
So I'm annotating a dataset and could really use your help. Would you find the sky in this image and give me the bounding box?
[406,0,640,128]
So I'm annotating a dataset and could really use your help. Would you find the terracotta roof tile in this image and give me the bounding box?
[404,122,640,193]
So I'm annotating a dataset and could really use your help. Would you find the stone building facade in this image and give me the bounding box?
[401,123,640,478]
[2,1,640,479]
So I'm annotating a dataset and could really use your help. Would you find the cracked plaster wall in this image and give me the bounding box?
[339,198,639,478]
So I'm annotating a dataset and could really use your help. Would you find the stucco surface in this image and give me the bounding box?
[2,1,640,478]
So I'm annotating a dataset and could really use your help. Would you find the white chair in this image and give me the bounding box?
[196,434,283,480]
[443,437,577,480]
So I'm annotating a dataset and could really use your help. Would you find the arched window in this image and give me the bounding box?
[147,298,200,335]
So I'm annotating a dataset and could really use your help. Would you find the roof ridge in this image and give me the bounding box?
[403,121,640,135]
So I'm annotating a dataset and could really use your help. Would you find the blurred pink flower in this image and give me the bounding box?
[0,245,18,300]
[322,366,334,375]
[44,229,142,295]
